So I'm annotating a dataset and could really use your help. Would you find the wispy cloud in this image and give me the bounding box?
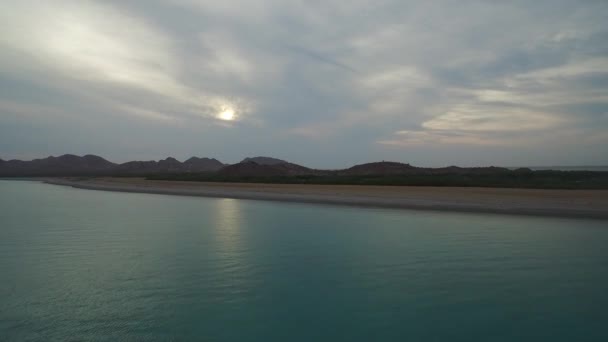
[0,0,607,167]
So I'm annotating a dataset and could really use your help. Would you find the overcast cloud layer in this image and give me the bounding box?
[1,0,607,167]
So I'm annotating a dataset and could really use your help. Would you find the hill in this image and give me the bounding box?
[240,156,289,165]
[0,154,224,176]
[0,154,116,176]
[219,161,314,178]
[2,154,608,189]
[340,161,418,175]
[184,157,224,172]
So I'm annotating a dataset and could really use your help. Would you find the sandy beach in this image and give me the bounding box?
[39,177,608,219]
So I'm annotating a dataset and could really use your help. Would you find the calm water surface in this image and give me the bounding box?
[1,180,607,341]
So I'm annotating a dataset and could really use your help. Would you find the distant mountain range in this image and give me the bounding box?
[3,154,607,188]
[0,153,525,177]
[0,154,224,176]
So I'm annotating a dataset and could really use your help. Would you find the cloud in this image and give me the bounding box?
[1,1,174,88]
[0,0,252,124]
[0,0,607,166]
[378,130,501,146]
[422,106,561,132]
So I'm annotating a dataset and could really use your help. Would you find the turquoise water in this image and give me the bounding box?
[1,180,607,341]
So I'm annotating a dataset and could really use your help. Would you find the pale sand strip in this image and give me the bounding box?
[44,177,608,219]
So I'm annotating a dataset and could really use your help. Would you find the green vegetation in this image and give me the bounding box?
[147,170,608,189]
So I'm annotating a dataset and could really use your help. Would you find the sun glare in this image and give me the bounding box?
[217,106,236,121]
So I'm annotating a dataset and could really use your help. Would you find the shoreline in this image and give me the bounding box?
[34,177,608,220]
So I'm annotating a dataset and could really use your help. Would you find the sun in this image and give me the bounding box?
[217,106,236,121]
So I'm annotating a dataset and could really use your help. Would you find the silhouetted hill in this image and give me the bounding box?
[3,155,608,189]
[338,162,511,176]
[240,156,288,165]
[116,157,224,174]
[157,157,183,172]
[0,154,116,176]
[219,161,314,177]
[341,161,418,175]
[0,154,224,176]
[184,157,224,172]
[114,160,159,174]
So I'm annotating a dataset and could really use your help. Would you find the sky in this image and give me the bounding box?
[1,0,607,168]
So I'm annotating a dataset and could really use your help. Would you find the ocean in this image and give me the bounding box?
[1,180,607,341]
[517,166,608,171]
